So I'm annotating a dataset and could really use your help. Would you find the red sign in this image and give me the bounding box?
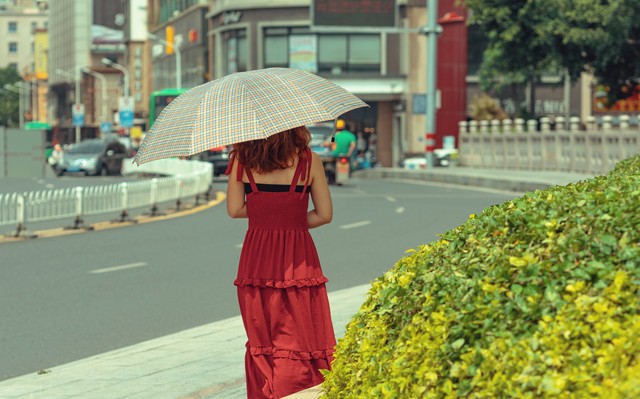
[312,0,396,28]
[593,84,640,113]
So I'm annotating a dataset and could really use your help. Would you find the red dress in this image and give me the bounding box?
[230,148,336,399]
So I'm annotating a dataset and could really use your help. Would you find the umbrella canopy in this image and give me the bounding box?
[133,68,368,165]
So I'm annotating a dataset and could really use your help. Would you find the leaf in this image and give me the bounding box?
[451,338,466,350]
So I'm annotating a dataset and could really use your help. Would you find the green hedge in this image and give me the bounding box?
[323,155,640,398]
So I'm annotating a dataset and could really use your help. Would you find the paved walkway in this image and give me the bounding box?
[0,284,371,399]
[0,167,595,399]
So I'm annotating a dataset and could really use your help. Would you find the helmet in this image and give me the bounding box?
[336,119,346,130]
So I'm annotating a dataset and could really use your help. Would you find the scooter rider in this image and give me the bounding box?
[332,119,357,170]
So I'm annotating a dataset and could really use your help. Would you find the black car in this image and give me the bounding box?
[54,139,129,176]
[203,145,231,177]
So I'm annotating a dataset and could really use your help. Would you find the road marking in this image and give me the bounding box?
[340,220,372,230]
[89,262,148,274]
[385,196,397,203]
[396,207,405,214]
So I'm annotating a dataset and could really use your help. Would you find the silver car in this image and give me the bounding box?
[54,139,129,176]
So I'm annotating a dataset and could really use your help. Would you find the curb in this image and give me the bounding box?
[0,191,226,244]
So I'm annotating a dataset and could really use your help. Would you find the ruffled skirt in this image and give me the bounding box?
[236,229,336,399]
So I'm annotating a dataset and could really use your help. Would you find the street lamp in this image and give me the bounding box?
[148,32,182,89]
[81,67,108,126]
[101,58,130,98]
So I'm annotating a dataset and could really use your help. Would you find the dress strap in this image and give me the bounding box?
[224,153,259,193]
[244,167,259,193]
[289,148,312,197]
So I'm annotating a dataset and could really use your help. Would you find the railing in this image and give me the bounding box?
[458,116,640,174]
[0,159,213,237]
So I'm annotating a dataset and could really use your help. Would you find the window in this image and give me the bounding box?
[224,29,247,74]
[8,21,17,33]
[8,63,18,71]
[9,42,18,53]
[263,28,381,74]
[31,21,37,31]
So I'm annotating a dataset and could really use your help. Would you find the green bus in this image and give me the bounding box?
[149,88,189,128]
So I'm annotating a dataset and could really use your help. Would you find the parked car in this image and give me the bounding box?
[204,145,231,176]
[54,139,129,176]
[400,149,458,169]
[308,123,333,157]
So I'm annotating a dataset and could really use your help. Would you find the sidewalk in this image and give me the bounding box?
[0,167,595,399]
[354,166,595,193]
[0,284,371,399]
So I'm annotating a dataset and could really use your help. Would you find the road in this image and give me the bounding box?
[0,177,516,381]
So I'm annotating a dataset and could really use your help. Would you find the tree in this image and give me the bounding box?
[546,0,640,105]
[462,0,557,116]
[0,67,22,127]
[463,0,640,107]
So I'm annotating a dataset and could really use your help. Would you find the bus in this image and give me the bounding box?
[149,88,189,128]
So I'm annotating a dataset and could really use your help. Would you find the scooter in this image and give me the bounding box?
[320,154,350,185]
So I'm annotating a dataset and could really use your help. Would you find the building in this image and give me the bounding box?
[147,0,209,92]
[204,0,470,166]
[0,0,48,124]
[48,0,126,142]
[122,0,151,129]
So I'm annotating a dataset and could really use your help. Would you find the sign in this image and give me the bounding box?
[72,103,84,126]
[413,94,426,114]
[312,0,396,28]
[593,83,640,113]
[289,35,317,73]
[222,11,242,25]
[100,122,112,133]
[118,96,134,128]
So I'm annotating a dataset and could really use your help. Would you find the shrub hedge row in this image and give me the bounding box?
[322,155,640,398]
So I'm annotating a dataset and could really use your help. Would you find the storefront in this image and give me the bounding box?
[206,4,406,167]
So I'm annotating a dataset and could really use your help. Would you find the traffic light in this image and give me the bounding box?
[165,26,174,55]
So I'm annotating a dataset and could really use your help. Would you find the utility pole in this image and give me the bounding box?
[422,0,442,169]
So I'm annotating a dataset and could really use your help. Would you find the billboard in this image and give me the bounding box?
[312,0,396,28]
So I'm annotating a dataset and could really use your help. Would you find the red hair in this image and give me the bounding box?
[231,126,311,173]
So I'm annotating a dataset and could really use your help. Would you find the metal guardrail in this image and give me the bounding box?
[0,159,213,237]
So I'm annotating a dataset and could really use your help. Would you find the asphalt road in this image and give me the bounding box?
[0,177,516,381]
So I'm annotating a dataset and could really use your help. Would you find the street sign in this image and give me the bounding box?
[100,121,112,133]
[312,0,396,28]
[119,96,134,128]
[72,103,84,127]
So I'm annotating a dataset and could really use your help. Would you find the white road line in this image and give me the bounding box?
[89,262,148,274]
[385,196,397,203]
[340,220,372,230]
[395,207,405,214]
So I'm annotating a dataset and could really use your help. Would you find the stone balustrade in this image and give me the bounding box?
[457,116,640,175]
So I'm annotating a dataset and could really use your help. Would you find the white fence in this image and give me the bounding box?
[458,116,640,174]
[1,159,213,236]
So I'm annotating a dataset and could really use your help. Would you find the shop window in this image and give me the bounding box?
[224,29,247,74]
[263,27,380,74]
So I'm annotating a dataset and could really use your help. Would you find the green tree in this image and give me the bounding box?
[463,0,640,107]
[0,67,22,127]
[462,0,557,116]
[546,0,640,104]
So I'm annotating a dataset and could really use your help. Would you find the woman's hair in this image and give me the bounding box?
[231,126,311,173]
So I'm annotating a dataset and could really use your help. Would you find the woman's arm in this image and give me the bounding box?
[226,157,248,218]
[308,152,333,228]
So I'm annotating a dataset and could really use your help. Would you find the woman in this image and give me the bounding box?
[225,125,336,399]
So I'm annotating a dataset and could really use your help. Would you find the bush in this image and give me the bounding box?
[323,155,640,398]
[470,94,508,121]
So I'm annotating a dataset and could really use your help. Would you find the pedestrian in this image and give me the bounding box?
[225,125,336,399]
[48,143,63,169]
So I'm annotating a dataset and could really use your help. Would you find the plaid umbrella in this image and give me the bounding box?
[133,68,368,165]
